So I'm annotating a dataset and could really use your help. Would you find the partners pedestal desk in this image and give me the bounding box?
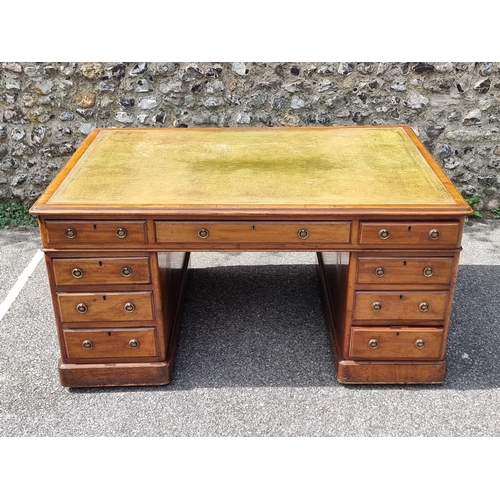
[30,126,472,387]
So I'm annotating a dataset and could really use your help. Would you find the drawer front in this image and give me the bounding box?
[52,257,151,286]
[155,221,351,246]
[349,327,444,360]
[359,222,460,246]
[357,257,454,285]
[353,291,448,322]
[45,220,147,247]
[57,291,154,323]
[63,328,157,360]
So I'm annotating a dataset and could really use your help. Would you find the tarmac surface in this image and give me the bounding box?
[0,220,499,437]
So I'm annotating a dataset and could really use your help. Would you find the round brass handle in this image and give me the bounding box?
[374,267,385,277]
[423,267,434,277]
[121,267,133,277]
[124,302,136,313]
[198,228,209,239]
[129,339,140,349]
[116,227,128,238]
[415,339,426,349]
[76,302,88,314]
[72,268,84,279]
[379,229,390,240]
[429,229,440,240]
[297,229,309,239]
[368,339,379,349]
[372,301,382,311]
[419,302,429,312]
[82,340,93,349]
[65,228,77,238]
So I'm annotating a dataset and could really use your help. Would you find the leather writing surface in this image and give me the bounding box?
[47,127,457,208]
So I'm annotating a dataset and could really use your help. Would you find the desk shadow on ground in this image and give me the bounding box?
[168,264,500,391]
[171,264,337,389]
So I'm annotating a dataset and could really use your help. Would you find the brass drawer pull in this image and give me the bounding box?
[124,302,136,313]
[429,229,440,240]
[372,301,382,311]
[368,339,379,349]
[297,229,309,239]
[415,339,426,349]
[76,302,88,313]
[129,339,140,349]
[419,302,429,312]
[198,228,210,239]
[72,268,84,279]
[374,267,385,277]
[82,340,93,349]
[116,227,128,238]
[423,267,434,277]
[65,228,77,238]
[121,267,133,277]
[378,229,390,240]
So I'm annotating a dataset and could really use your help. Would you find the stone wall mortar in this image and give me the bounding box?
[1,62,499,211]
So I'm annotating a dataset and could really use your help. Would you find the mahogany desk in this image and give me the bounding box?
[30,126,472,387]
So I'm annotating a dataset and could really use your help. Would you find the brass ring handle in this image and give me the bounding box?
[423,267,434,277]
[116,227,128,238]
[76,302,88,314]
[72,268,84,279]
[129,339,140,349]
[198,228,209,239]
[374,267,385,277]
[368,339,379,349]
[372,301,382,311]
[429,229,440,240]
[378,229,390,240]
[65,228,77,238]
[297,229,309,239]
[121,267,133,277]
[415,339,426,349]
[82,340,93,349]
[419,302,429,312]
[124,302,136,313]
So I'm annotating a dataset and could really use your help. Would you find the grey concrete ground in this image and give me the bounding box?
[0,221,499,437]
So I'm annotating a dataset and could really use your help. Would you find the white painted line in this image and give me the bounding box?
[0,249,44,322]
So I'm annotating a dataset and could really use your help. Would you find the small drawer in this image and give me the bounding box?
[359,222,460,246]
[349,327,444,360]
[52,257,151,286]
[44,220,147,247]
[155,221,351,247]
[57,291,154,323]
[63,327,157,360]
[353,291,448,323]
[356,257,454,285]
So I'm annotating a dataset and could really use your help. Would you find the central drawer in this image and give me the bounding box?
[57,291,154,323]
[155,221,351,247]
[353,291,448,322]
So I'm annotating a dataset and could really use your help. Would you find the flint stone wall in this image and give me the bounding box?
[1,62,499,212]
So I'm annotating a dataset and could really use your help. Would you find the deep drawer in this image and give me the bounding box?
[44,220,147,247]
[52,257,151,286]
[349,327,444,360]
[359,222,460,246]
[353,291,448,322]
[63,327,157,360]
[356,257,454,285]
[155,221,352,247]
[57,291,154,323]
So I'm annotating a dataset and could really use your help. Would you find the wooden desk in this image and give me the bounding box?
[30,126,472,387]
